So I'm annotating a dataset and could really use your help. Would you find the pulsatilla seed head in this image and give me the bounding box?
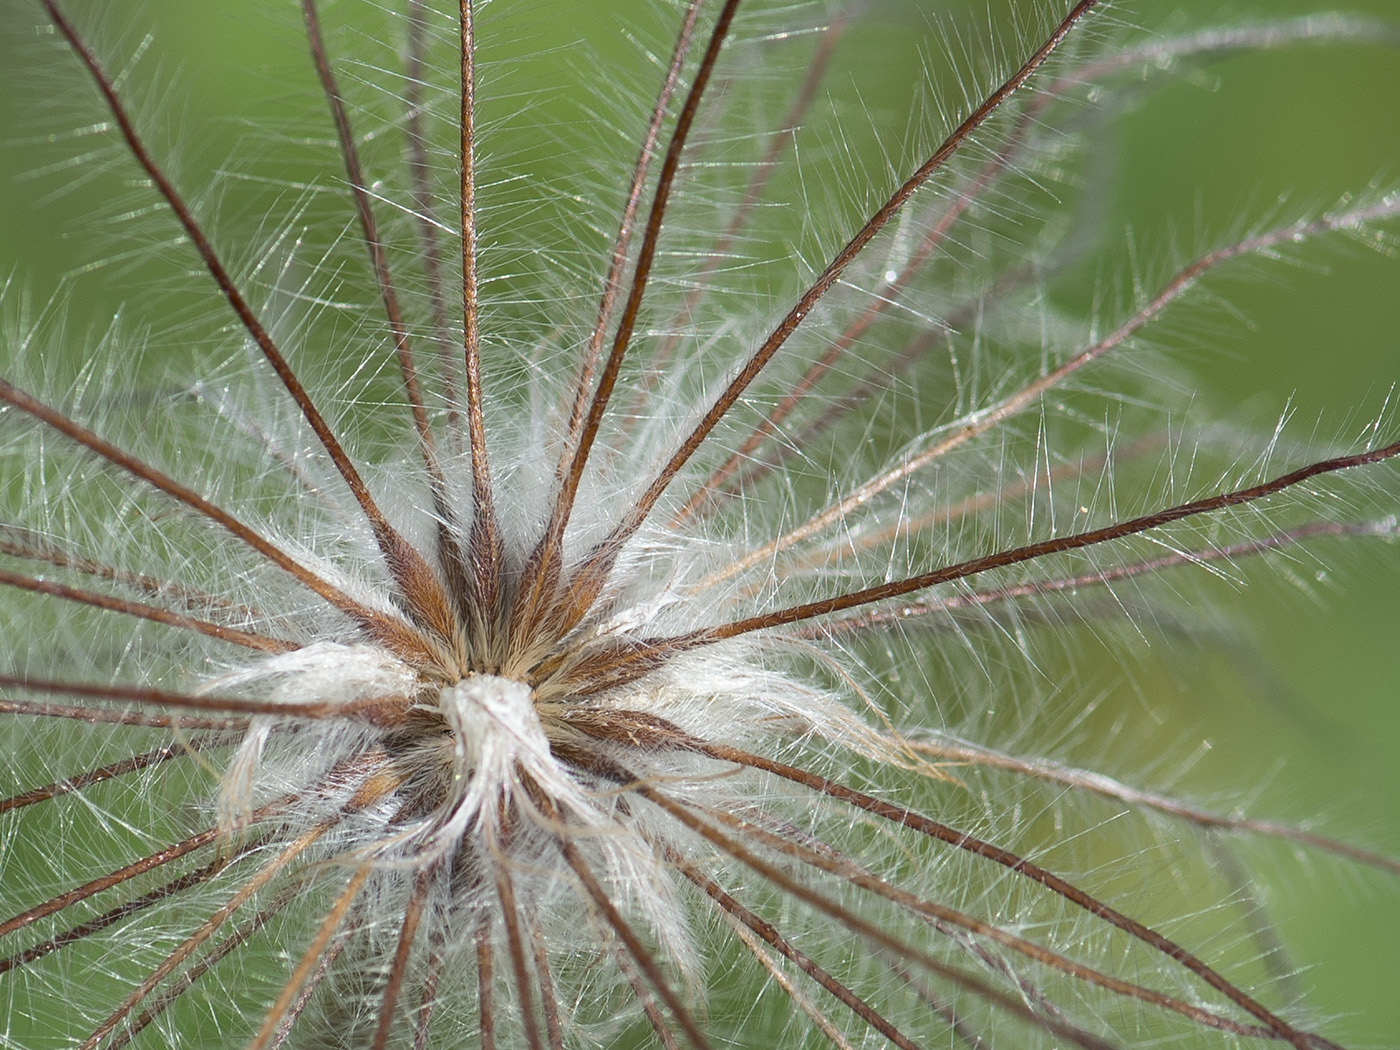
[0,2,1398,1049]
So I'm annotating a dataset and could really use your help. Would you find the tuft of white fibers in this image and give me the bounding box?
[1,0,1398,1048]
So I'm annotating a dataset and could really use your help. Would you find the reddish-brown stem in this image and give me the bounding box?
[0,825,223,940]
[673,90,1036,525]
[371,864,438,1050]
[510,0,704,647]
[301,0,438,478]
[679,861,924,1050]
[689,745,1331,1049]
[0,838,262,975]
[0,673,411,725]
[493,859,546,1050]
[535,0,744,641]
[644,788,1121,1050]
[906,731,1400,878]
[272,933,358,1050]
[0,523,267,624]
[591,0,1101,566]
[746,434,1164,600]
[0,377,434,663]
[636,10,852,407]
[690,796,1282,1040]
[810,519,1398,638]
[42,0,449,642]
[560,0,704,463]
[718,918,858,1050]
[615,946,683,1050]
[529,919,565,1050]
[0,737,224,816]
[548,807,712,1050]
[457,0,504,641]
[302,0,465,647]
[708,19,1395,507]
[247,864,373,1050]
[80,823,333,1050]
[624,440,1400,662]
[716,196,1400,582]
[476,914,497,1050]
[111,892,293,1050]
[0,696,241,730]
[404,0,461,429]
[0,567,297,653]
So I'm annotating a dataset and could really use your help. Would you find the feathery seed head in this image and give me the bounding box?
[1,1,1398,1048]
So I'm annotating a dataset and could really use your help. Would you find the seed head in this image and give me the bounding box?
[1,2,1398,1049]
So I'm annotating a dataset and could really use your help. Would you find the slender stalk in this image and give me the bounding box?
[517,0,745,658]
[583,439,1400,680]
[0,567,297,653]
[593,0,1102,565]
[510,0,705,647]
[42,0,453,644]
[457,0,504,643]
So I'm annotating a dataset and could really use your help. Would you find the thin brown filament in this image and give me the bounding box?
[414,941,445,1050]
[458,0,504,634]
[595,0,1102,565]
[0,566,298,653]
[267,930,356,1050]
[672,83,1038,525]
[637,10,853,406]
[620,438,1400,667]
[510,0,704,645]
[301,0,439,473]
[301,0,465,648]
[246,864,374,1050]
[613,945,683,1050]
[0,825,223,940]
[371,864,438,1050]
[560,0,704,462]
[0,736,224,816]
[42,0,448,633]
[707,199,1400,586]
[538,785,713,1050]
[880,958,997,1050]
[0,377,433,662]
[564,841,710,1050]
[678,860,924,1050]
[687,17,1312,519]
[0,523,266,623]
[810,519,1399,639]
[476,914,497,1050]
[0,696,242,730]
[108,866,345,1050]
[108,895,289,1050]
[78,823,332,1050]
[644,788,1122,1050]
[904,732,1400,877]
[529,918,565,1050]
[719,916,858,1050]
[539,0,744,636]
[0,673,411,726]
[404,0,460,427]
[685,795,1281,1040]
[688,745,1330,1049]
[718,811,1087,1045]
[492,856,545,1050]
[299,1,431,450]
[0,837,263,976]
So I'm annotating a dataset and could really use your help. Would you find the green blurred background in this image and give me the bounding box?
[0,0,1396,1045]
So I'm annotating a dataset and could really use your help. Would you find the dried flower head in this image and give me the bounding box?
[1,1,1397,1049]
